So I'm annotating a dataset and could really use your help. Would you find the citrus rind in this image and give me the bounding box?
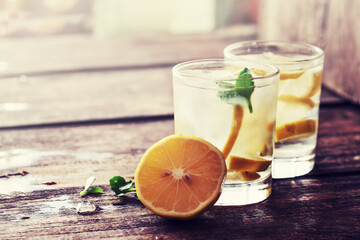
[275,119,317,142]
[135,134,226,220]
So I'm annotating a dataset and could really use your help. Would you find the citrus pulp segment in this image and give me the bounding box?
[222,105,244,160]
[275,97,314,127]
[275,119,317,142]
[135,135,226,220]
[278,94,316,108]
[280,71,305,81]
[228,156,271,172]
[306,70,323,98]
[226,171,261,182]
[250,68,267,76]
[278,70,322,99]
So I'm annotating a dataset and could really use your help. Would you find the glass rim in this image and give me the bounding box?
[172,58,280,82]
[224,40,325,65]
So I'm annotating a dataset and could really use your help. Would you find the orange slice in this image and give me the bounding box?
[259,121,275,157]
[276,96,314,126]
[267,121,276,132]
[275,119,317,142]
[227,171,261,181]
[278,70,322,99]
[228,156,271,172]
[306,70,323,98]
[280,71,305,81]
[240,171,261,181]
[260,143,273,157]
[135,135,226,220]
[222,105,244,160]
[251,68,267,76]
[278,94,316,108]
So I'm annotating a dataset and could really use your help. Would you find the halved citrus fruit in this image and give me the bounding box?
[275,119,317,142]
[135,135,226,220]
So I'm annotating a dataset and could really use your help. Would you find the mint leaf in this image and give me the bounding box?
[218,68,255,113]
[109,176,136,197]
[80,176,104,197]
[87,187,104,194]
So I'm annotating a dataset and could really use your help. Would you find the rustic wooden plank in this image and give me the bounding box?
[0,120,174,194]
[313,104,360,174]
[320,87,347,105]
[0,104,358,238]
[322,0,360,105]
[0,66,344,128]
[258,0,360,105]
[0,25,256,77]
[0,68,174,128]
[0,173,359,239]
[0,102,359,195]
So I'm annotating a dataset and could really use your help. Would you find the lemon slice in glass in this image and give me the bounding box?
[275,119,317,142]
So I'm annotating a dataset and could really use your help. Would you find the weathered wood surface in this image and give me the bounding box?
[0,28,359,239]
[0,102,359,195]
[1,173,359,239]
[0,120,173,194]
[0,68,174,128]
[316,104,360,175]
[0,25,256,78]
[0,66,344,128]
[258,0,360,105]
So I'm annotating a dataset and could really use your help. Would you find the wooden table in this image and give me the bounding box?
[1,28,360,239]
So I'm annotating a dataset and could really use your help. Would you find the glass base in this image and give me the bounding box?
[215,174,272,206]
[272,154,315,179]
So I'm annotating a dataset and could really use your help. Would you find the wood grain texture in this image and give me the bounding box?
[0,64,343,128]
[320,88,347,105]
[323,0,360,105]
[0,25,256,77]
[0,103,359,195]
[315,104,360,174]
[0,101,358,239]
[1,174,359,239]
[0,120,174,194]
[0,68,173,128]
[0,22,357,239]
[258,0,360,105]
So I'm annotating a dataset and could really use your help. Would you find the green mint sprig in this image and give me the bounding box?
[217,67,255,113]
[109,176,136,197]
[80,176,104,197]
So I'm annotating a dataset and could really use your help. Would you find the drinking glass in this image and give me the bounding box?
[224,41,324,179]
[172,59,279,205]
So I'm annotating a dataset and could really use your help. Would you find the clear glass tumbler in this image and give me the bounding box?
[172,59,279,205]
[224,41,325,179]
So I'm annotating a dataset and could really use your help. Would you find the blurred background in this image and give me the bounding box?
[0,0,267,128]
[0,0,258,38]
[0,0,263,193]
[0,0,359,126]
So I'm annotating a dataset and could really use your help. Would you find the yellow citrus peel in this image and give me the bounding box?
[276,119,317,142]
[135,135,226,220]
